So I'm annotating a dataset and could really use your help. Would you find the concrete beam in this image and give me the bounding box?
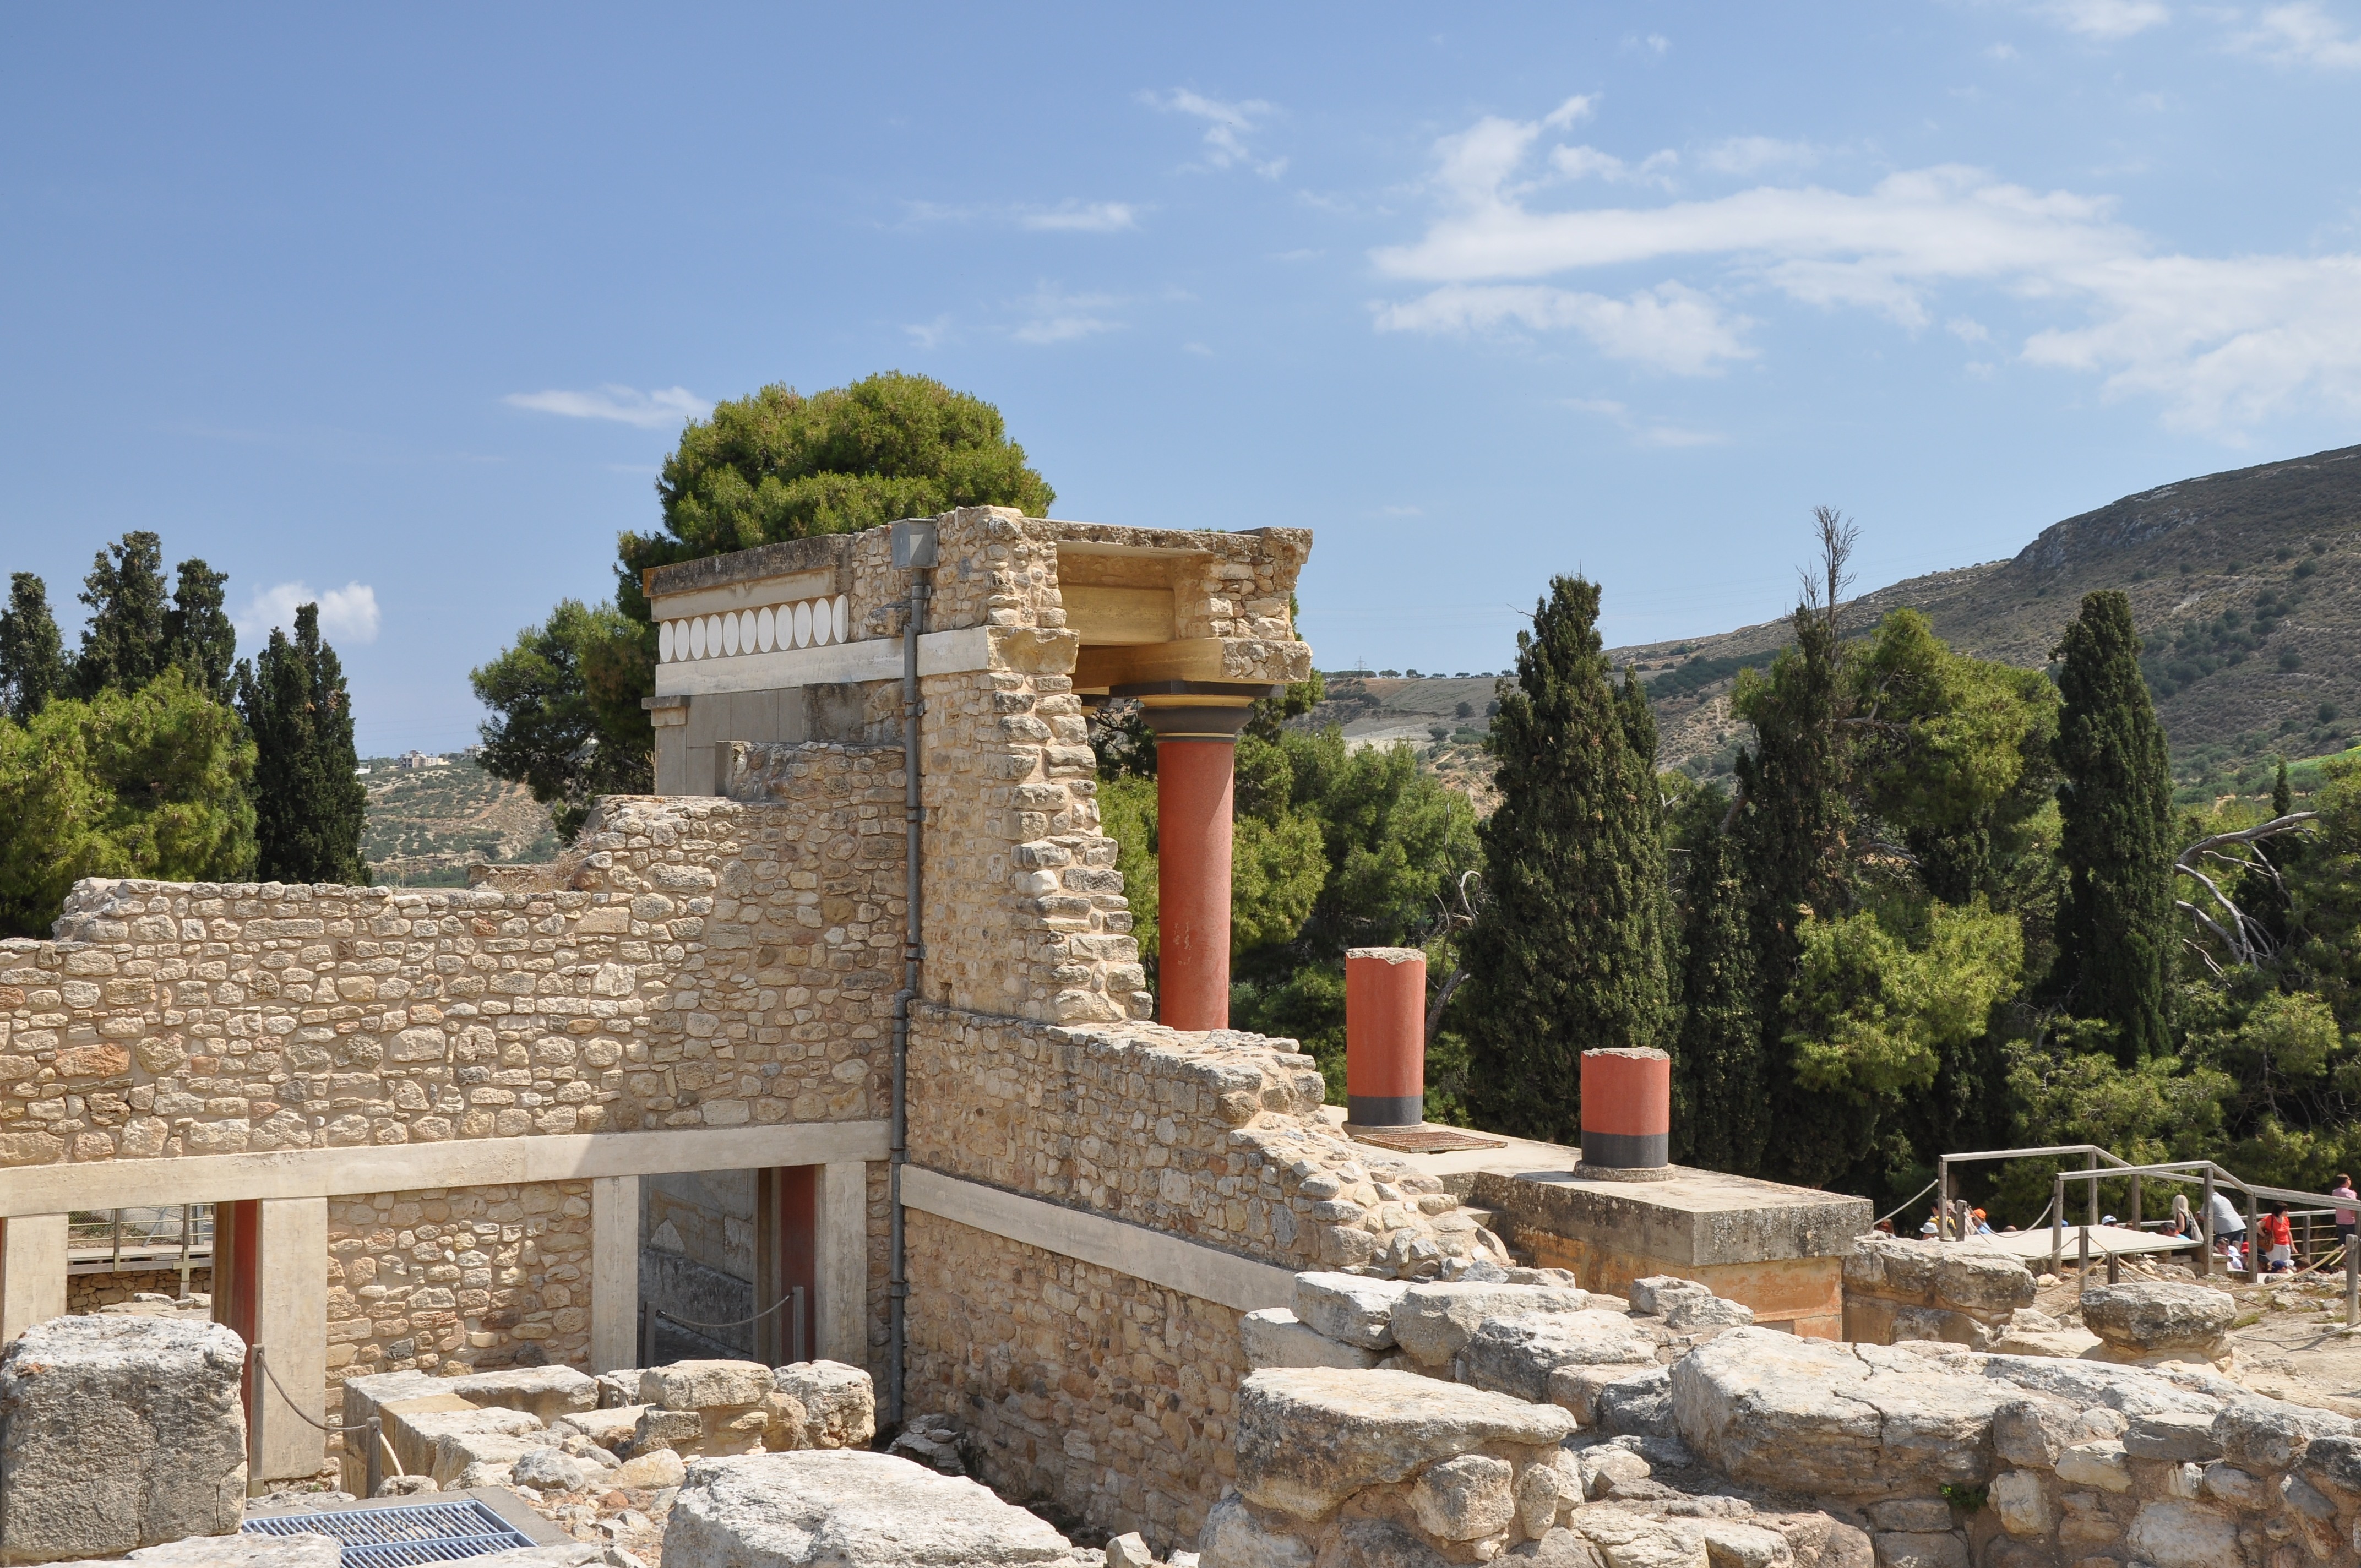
[815,1162,869,1365]
[898,1166,1294,1315]
[0,1213,68,1344]
[254,1197,328,1482]
[654,625,995,699]
[0,1121,892,1218]
[588,1176,639,1374]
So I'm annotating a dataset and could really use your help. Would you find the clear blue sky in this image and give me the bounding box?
[4,3,2358,753]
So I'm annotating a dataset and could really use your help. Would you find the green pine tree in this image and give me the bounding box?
[163,559,238,703]
[2273,758,2293,820]
[1672,827,1767,1173]
[0,573,67,721]
[2052,590,2174,1066]
[239,603,368,884]
[1460,576,1670,1144]
[72,532,171,696]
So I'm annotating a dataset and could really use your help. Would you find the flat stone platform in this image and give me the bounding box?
[1319,1110,1871,1338]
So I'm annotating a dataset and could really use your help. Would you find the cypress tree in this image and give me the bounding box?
[0,573,67,721]
[163,559,238,703]
[2273,758,2293,820]
[1672,827,1767,1173]
[2052,590,2174,1066]
[1460,576,1669,1144]
[239,603,368,884]
[72,531,170,696]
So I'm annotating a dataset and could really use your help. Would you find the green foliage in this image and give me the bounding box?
[2054,591,2176,1065]
[239,603,367,885]
[162,559,238,703]
[1231,807,1328,952]
[1097,775,1160,978]
[0,670,256,936]
[1672,825,1767,1173]
[471,599,654,841]
[632,373,1054,564]
[1785,901,2024,1102]
[71,531,171,696]
[1,573,66,721]
[1461,576,1671,1144]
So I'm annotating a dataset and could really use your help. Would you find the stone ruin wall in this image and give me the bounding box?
[0,756,910,1400]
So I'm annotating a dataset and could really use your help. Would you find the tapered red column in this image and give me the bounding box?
[1124,683,1274,1032]
[1345,946,1427,1128]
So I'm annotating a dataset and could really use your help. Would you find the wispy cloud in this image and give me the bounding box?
[503,384,711,429]
[1141,88,1287,177]
[1566,397,1726,448]
[1552,145,1680,189]
[1369,102,2361,433]
[2233,2,2361,67]
[904,315,954,350]
[1011,285,1125,345]
[237,581,381,646]
[1698,135,1822,176]
[2033,0,2169,39]
[1019,200,1142,233]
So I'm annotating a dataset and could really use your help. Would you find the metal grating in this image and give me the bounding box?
[243,1499,537,1568]
[1346,1124,1506,1154]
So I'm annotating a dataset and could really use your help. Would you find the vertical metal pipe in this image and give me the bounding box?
[366,1417,383,1500]
[886,526,932,1433]
[2086,1150,2098,1228]
[2200,1170,2215,1278]
[791,1286,807,1367]
[2050,1172,2064,1276]
[247,1344,265,1497]
[1937,1158,1950,1242]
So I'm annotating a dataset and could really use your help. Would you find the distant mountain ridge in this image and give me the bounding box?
[1609,442,2361,789]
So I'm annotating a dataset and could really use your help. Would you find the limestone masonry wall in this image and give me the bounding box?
[67,1268,208,1312]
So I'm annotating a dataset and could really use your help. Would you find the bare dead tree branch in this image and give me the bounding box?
[1422,869,1483,1044]
[2171,812,2320,967]
[1799,505,1859,637]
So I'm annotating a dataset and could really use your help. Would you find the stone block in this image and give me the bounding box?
[1292,1272,1409,1351]
[1569,1511,1706,1568]
[1689,1520,1788,1568]
[633,1407,704,1454]
[1629,1276,1710,1315]
[1242,1309,1383,1371]
[611,1448,688,1490]
[1989,1471,2049,1537]
[2301,1433,2361,1500]
[446,1365,600,1424]
[1928,1250,2034,1316]
[2054,1440,2131,1492]
[642,1360,777,1413]
[1457,1312,1658,1405]
[2125,1499,2241,1568]
[1864,1501,1950,1533]
[1662,1294,1753,1332]
[339,1368,447,1434]
[0,1315,249,1562]
[110,1536,343,1568]
[1595,1365,1678,1439]
[664,1450,1092,1567]
[1547,1363,1664,1427]
[773,1361,875,1450]
[1868,1534,1965,1568]
[1391,1282,1593,1365]
[2079,1281,2235,1365]
[701,1405,771,1456]
[553,1405,646,1453]
[2122,1409,2221,1463]
[1411,1453,1515,1541]
[2213,1396,2353,1473]
[1234,1368,1572,1521]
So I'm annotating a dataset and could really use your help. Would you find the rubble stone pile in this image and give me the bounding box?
[1198,1262,2360,1568]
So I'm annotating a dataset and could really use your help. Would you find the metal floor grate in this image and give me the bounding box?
[1346,1124,1506,1154]
[243,1499,537,1568]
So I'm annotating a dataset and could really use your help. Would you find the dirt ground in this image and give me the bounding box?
[2032,1252,2361,1417]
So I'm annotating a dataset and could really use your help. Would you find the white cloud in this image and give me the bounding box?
[1141,88,1287,177]
[2234,2,2361,66]
[1948,316,1993,342]
[1011,285,1125,345]
[904,315,953,350]
[238,581,380,646]
[1551,145,1680,188]
[1019,201,1141,232]
[1542,95,1598,129]
[1369,106,2361,432]
[1698,135,1821,176]
[503,384,711,429]
[2034,0,2169,39]
[1566,396,1726,448]
[1375,282,1753,375]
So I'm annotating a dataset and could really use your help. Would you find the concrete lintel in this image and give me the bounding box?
[899,1166,1294,1315]
[1,1212,68,1343]
[1472,1166,1872,1268]
[0,1121,891,1218]
[653,625,994,698]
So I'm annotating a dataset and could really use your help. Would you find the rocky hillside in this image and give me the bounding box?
[1612,442,2361,790]
[361,753,560,885]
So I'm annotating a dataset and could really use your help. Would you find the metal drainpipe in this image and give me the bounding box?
[886,519,935,1431]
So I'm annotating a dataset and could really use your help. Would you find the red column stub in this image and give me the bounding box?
[1345,946,1426,1128]
[1580,1047,1671,1173]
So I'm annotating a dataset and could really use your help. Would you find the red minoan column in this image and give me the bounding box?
[1124,682,1275,1032]
[1580,1047,1672,1173]
[1345,946,1427,1127]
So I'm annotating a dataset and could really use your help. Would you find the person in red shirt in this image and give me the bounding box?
[2261,1203,2295,1273]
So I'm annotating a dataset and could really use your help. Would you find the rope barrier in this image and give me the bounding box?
[1875,1177,1940,1227]
[652,1295,792,1331]
[251,1346,373,1434]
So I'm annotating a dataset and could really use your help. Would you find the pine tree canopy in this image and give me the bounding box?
[1460,575,1670,1144]
[2053,589,2175,1065]
[239,602,367,885]
[1,573,67,721]
[72,531,171,696]
[163,559,239,703]
[1672,826,1766,1173]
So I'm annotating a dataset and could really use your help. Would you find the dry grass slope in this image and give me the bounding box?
[361,753,561,884]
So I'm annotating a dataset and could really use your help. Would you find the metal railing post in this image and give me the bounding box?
[1937,1158,1950,1241]
[247,1344,265,1498]
[365,1415,383,1500]
[2130,1174,2142,1234]
[2247,1186,2261,1280]
[2086,1150,2099,1228]
[2051,1172,2065,1276]
[2200,1170,2215,1278]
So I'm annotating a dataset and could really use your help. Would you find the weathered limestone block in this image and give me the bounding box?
[0,1316,248,1563]
[1391,1283,1593,1366]
[643,1360,777,1412]
[1987,1471,2049,1537]
[2212,1394,2353,1472]
[446,1365,600,1424]
[1243,1309,1383,1371]
[2124,1498,2241,1568]
[1626,1277,1707,1316]
[1989,1397,2080,1469]
[663,1450,1094,1567]
[611,1448,689,1490]
[553,1405,646,1453]
[761,1392,809,1455]
[1660,1294,1751,1333]
[1569,1510,1706,1568]
[1198,1496,1314,1568]
[1593,1365,1677,1439]
[773,1361,874,1450]
[1234,1368,1573,1521]
[1669,1330,2004,1496]
[2077,1281,2237,1365]
[1505,1528,1602,1567]
[387,1404,547,1483]
[339,1369,448,1434]
[2122,1408,2221,1462]
[2053,1439,2131,1491]
[1457,1313,1659,1406]
[512,1445,596,1493]
[1514,1455,1582,1540]
[1865,1532,1965,1568]
[1841,1238,2033,1348]
[102,1537,342,1568]
[1411,1453,1516,1541]
[2302,1433,2361,1501]
[1293,1273,1410,1350]
[633,1407,704,1454]
[1688,1518,1789,1568]
[1548,1364,1665,1428]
